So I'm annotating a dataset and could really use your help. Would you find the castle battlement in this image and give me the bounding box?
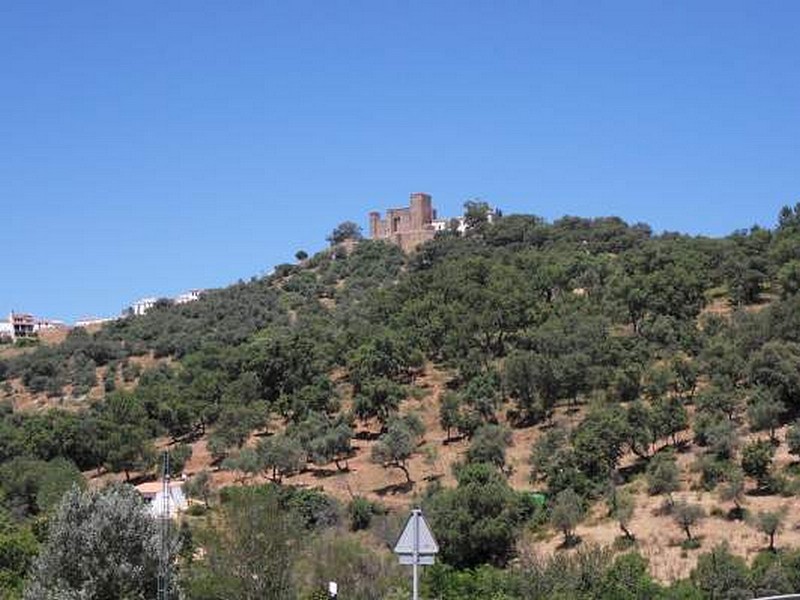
[369,193,438,252]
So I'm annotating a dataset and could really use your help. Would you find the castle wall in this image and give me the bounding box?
[369,193,437,252]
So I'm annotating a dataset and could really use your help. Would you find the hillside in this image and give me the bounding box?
[4,203,800,596]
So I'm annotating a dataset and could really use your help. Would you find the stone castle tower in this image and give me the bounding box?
[369,193,439,252]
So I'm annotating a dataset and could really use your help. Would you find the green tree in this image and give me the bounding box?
[99,391,155,481]
[168,443,193,477]
[463,200,492,231]
[24,484,174,600]
[786,420,800,458]
[551,488,584,546]
[348,335,412,391]
[307,421,353,472]
[719,467,746,515]
[0,511,38,598]
[695,388,739,422]
[370,415,423,484]
[646,450,680,504]
[462,374,501,424]
[753,510,785,552]
[183,486,300,600]
[529,427,566,483]
[652,397,689,447]
[747,390,785,443]
[777,260,800,297]
[504,351,542,423]
[741,439,775,491]
[572,404,630,482]
[426,463,522,568]
[626,400,656,459]
[704,419,739,461]
[598,553,661,600]
[673,501,705,541]
[352,378,405,429]
[748,341,800,406]
[691,543,752,599]
[671,355,698,399]
[223,448,263,483]
[184,470,212,508]
[466,424,512,472]
[439,392,462,442]
[0,457,84,518]
[346,497,378,532]
[207,433,232,464]
[327,221,363,245]
[295,532,402,600]
[612,488,636,541]
[256,435,305,484]
[103,425,155,482]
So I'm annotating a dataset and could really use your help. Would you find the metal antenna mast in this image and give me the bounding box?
[157,450,170,600]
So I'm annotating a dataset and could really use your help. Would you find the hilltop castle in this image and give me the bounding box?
[369,192,448,252]
[369,192,495,252]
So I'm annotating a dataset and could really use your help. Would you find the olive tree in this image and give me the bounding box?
[183,486,300,600]
[719,467,746,516]
[466,424,513,472]
[24,484,174,600]
[673,500,705,542]
[256,434,306,484]
[551,488,584,546]
[785,420,800,458]
[741,440,775,491]
[370,415,424,484]
[611,489,636,541]
[753,510,785,552]
[646,451,680,505]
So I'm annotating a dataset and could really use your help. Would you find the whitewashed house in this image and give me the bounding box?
[131,297,158,316]
[135,481,188,518]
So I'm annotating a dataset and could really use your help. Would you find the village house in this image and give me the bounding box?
[134,480,188,518]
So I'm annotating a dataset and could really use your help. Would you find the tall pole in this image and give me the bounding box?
[158,450,170,600]
[412,508,419,600]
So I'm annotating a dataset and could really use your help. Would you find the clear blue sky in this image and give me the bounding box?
[2,1,799,322]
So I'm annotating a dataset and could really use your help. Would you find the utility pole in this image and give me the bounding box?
[157,450,170,600]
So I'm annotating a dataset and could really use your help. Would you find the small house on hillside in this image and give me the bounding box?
[135,481,188,518]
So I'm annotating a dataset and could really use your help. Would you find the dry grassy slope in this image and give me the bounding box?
[0,327,69,360]
[5,353,168,412]
[68,294,800,581]
[126,358,798,583]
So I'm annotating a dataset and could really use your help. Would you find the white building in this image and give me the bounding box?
[135,481,188,518]
[431,207,498,235]
[75,316,116,328]
[0,321,12,341]
[174,289,203,305]
[34,318,66,332]
[131,297,157,316]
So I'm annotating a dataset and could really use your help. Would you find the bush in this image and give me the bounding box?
[348,497,379,531]
[646,451,680,499]
[186,503,207,516]
[426,463,523,568]
[742,440,775,491]
[691,543,752,598]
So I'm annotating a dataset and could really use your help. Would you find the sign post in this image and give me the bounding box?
[393,508,439,600]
